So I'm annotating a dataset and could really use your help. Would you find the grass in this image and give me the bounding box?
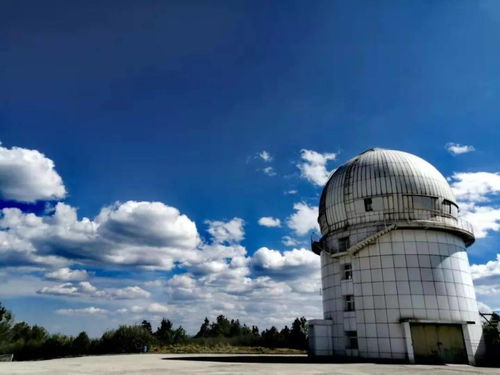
[150,344,306,354]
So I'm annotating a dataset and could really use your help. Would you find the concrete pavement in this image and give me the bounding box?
[0,354,498,374]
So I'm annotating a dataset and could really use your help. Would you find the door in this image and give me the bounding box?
[410,324,467,364]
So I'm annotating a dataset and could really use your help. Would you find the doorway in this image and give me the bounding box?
[410,323,467,364]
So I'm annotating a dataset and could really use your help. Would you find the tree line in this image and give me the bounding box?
[0,302,307,361]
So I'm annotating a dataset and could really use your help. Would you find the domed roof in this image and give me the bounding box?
[318,149,472,240]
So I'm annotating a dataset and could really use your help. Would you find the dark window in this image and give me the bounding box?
[343,263,352,280]
[344,295,355,311]
[443,200,451,214]
[338,237,350,252]
[364,198,373,212]
[413,196,436,210]
[442,199,458,216]
[345,331,358,349]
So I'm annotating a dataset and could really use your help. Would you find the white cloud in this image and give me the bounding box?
[258,151,273,162]
[450,172,500,203]
[460,205,500,238]
[470,255,500,312]
[37,281,150,300]
[0,145,66,202]
[446,143,475,155]
[56,306,108,316]
[258,217,281,227]
[37,281,106,298]
[297,149,337,186]
[38,282,79,296]
[112,286,151,299]
[471,254,500,280]
[124,302,169,314]
[449,172,500,238]
[96,201,199,249]
[281,236,300,247]
[0,201,200,270]
[146,302,169,314]
[45,267,88,281]
[205,218,244,244]
[262,166,276,176]
[285,190,298,195]
[251,247,319,279]
[286,202,319,236]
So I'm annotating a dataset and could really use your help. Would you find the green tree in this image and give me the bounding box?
[0,303,13,344]
[195,317,210,338]
[155,318,174,345]
[261,326,280,347]
[173,326,187,343]
[290,317,308,349]
[141,320,153,335]
[99,325,154,354]
[211,315,231,337]
[72,331,91,355]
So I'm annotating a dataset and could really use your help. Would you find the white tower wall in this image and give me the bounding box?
[319,228,482,362]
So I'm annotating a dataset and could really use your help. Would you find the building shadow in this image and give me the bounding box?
[163,355,407,364]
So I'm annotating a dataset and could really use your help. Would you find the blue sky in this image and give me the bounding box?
[1,0,500,336]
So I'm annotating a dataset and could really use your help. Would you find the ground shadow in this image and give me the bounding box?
[164,355,407,365]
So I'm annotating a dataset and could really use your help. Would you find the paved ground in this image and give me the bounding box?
[0,354,498,375]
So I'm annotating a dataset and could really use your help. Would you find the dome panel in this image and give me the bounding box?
[318,149,464,236]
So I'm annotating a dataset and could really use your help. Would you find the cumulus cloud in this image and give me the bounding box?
[38,281,106,298]
[122,303,169,314]
[459,205,500,238]
[258,217,281,227]
[113,286,151,299]
[0,201,200,270]
[251,247,319,279]
[471,254,500,280]
[297,149,337,186]
[450,172,500,203]
[56,307,108,316]
[258,151,273,162]
[38,283,79,296]
[446,143,475,155]
[449,172,500,238]
[0,145,66,202]
[96,201,199,249]
[45,267,88,281]
[37,281,150,300]
[205,218,244,244]
[469,255,500,311]
[286,202,319,236]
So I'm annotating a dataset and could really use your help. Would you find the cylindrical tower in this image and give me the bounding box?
[309,148,484,364]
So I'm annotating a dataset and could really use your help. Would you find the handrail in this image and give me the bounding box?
[330,224,398,258]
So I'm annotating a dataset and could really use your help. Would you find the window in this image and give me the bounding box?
[364,198,373,212]
[442,199,458,216]
[343,263,352,280]
[345,331,358,349]
[338,236,350,252]
[344,295,355,311]
[413,196,436,210]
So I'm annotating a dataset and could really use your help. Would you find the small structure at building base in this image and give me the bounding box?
[308,149,485,365]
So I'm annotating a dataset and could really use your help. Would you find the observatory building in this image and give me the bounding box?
[308,148,484,364]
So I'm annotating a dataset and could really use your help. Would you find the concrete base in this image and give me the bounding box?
[308,319,333,356]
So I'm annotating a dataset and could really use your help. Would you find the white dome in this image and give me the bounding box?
[318,148,473,244]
